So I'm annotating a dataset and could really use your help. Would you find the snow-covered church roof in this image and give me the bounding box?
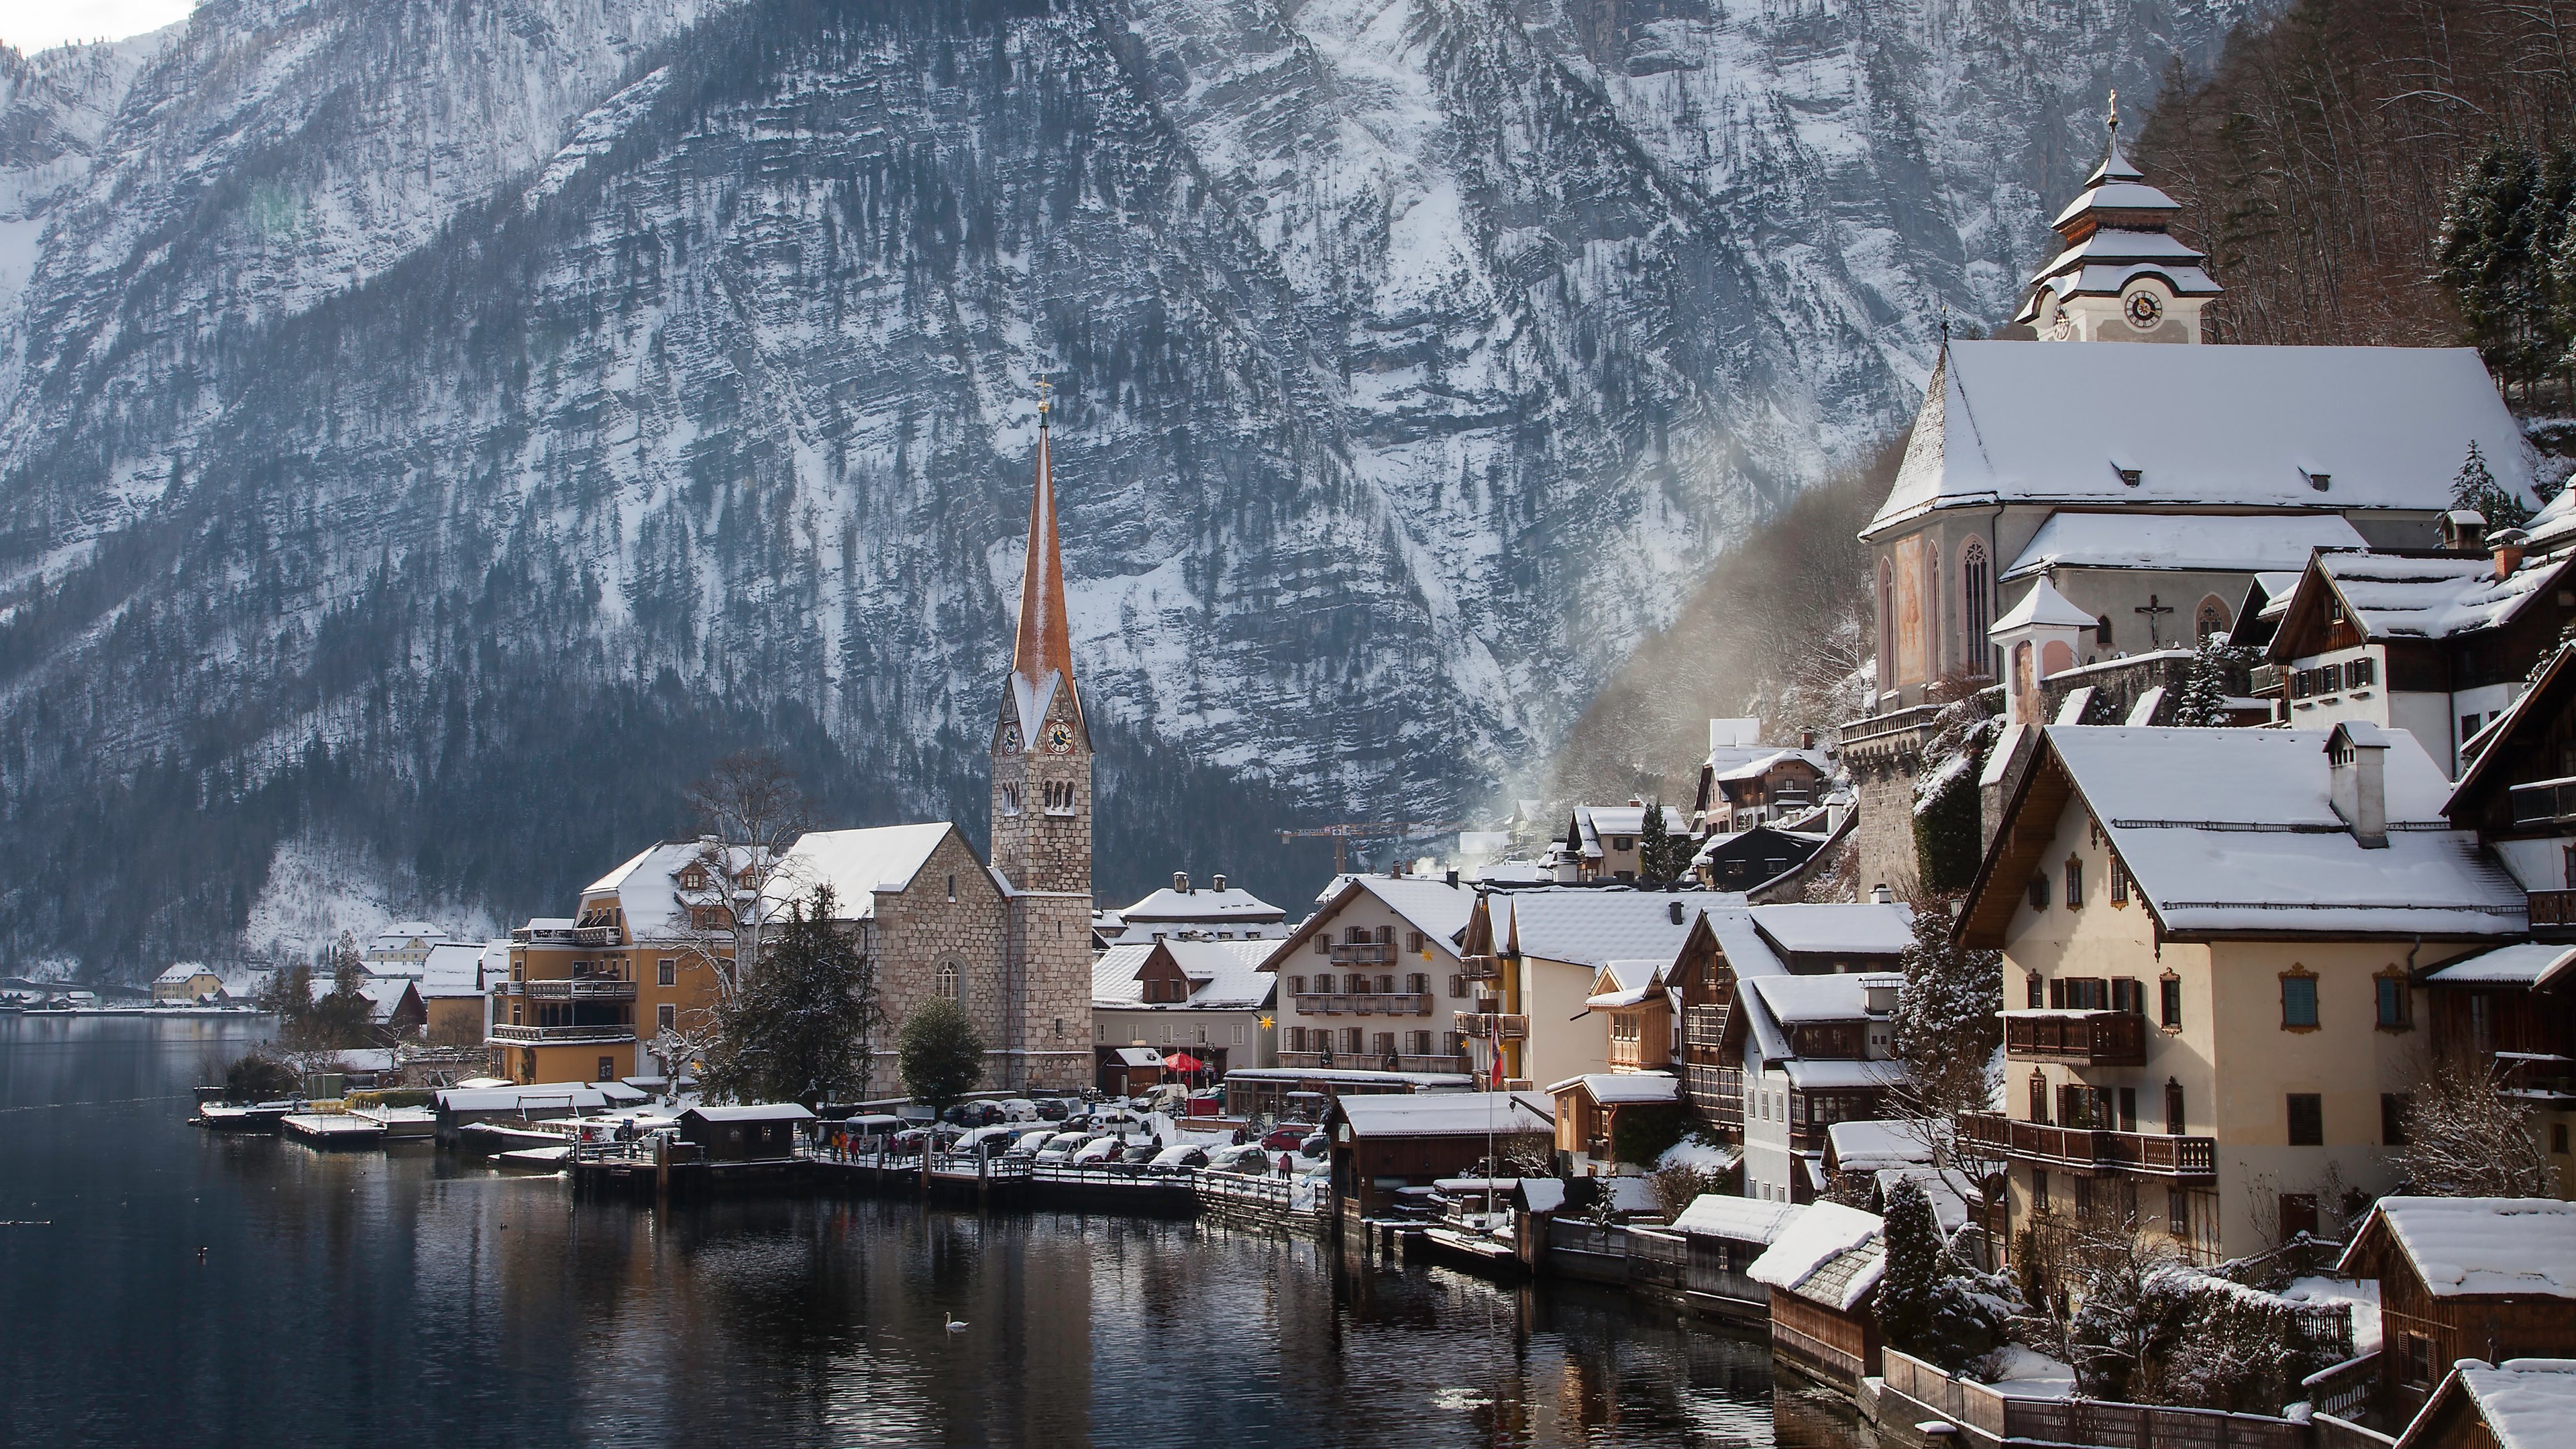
[2002,511,2368,580]
[1866,342,2534,538]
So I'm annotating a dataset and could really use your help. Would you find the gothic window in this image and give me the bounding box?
[2196,596,2229,639]
[1877,559,1894,688]
[1961,541,1992,675]
[2096,614,2114,647]
[934,963,960,1003]
[1922,540,1942,677]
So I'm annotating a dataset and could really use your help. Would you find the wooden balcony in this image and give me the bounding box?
[1330,943,1394,965]
[1292,992,1434,1018]
[1462,954,1504,981]
[1275,1051,1469,1075]
[2003,1010,2146,1067]
[2530,888,2576,934]
[1958,1111,2216,1179]
[2510,777,2576,828]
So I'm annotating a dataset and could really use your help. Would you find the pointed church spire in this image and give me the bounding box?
[2087,89,2145,186]
[1010,380,1079,720]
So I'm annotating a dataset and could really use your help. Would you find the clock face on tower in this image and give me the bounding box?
[999,723,1021,755]
[1045,721,1075,754]
[2125,288,2165,329]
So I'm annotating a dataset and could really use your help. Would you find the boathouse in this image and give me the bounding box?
[680,1104,814,1163]
[1748,1201,1886,1389]
[1328,1091,1552,1220]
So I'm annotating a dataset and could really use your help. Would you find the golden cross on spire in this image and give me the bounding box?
[1034,374,1053,418]
[2108,89,2120,136]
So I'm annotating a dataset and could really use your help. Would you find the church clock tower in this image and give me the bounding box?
[990,384,1092,896]
[989,383,1093,1090]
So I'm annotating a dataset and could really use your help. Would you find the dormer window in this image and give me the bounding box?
[678,867,708,891]
[2117,467,2142,487]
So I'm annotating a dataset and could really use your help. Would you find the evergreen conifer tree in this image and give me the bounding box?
[2451,439,2532,529]
[1876,1177,2008,1372]
[702,887,879,1107]
[2173,632,2251,727]
[1640,801,1675,885]
[898,998,987,1113]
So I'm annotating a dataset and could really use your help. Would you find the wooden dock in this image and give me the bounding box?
[282,1113,386,1146]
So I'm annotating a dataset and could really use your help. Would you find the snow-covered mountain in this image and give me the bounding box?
[0,0,2256,973]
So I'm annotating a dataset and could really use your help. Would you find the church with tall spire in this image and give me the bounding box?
[760,386,1095,1092]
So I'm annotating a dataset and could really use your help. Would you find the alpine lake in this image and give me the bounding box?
[0,1015,1876,1448]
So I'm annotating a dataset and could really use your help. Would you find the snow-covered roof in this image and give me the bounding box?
[1747,973,1898,1026]
[1108,1046,1164,1068]
[1335,1091,1553,1138]
[1748,1202,1886,1311]
[586,841,757,937]
[1671,1193,1803,1244]
[763,823,955,920]
[1749,903,1915,957]
[1868,343,2532,537]
[2343,1197,2576,1299]
[1305,874,1478,954]
[1784,1059,1908,1091]
[1714,749,1831,784]
[1091,940,1279,1012]
[416,942,488,996]
[1825,1120,1935,1173]
[2040,727,2526,938]
[437,1083,621,1113]
[2426,944,2576,989]
[1585,958,1667,1008]
[2003,511,2369,581]
[2435,1360,2576,1449]
[1546,1072,1680,1105]
[1505,889,1723,969]
[1120,884,1286,923]
[2294,550,2570,643]
[684,1103,816,1124]
[154,961,214,984]
[1989,576,2098,635]
[371,921,446,945]
[1575,805,1651,837]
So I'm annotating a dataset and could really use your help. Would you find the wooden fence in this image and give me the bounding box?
[1880,1348,2315,1449]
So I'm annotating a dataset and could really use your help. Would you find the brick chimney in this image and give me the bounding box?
[2491,526,2528,582]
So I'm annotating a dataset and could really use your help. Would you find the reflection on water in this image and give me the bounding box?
[0,1017,1873,1447]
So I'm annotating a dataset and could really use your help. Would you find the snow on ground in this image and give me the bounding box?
[240,833,490,963]
[1985,1344,2076,1399]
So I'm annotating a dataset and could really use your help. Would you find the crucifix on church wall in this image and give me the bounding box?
[2135,593,2174,647]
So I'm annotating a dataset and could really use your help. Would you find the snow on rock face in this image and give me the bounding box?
[0,0,2262,971]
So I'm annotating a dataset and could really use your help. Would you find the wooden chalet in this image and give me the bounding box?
[2337,1197,2576,1420]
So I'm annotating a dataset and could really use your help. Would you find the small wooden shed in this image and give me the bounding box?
[2337,1196,2576,1421]
[1328,1091,1553,1220]
[1748,1201,1886,1390]
[680,1103,814,1162]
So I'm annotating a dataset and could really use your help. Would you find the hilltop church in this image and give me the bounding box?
[1841,102,2541,893]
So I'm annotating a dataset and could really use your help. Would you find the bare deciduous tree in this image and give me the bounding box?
[2397,1051,2562,1197]
[646,751,817,1085]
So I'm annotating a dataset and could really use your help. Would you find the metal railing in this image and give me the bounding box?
[1291,992,1436,1017]
[513,924,627,947]
[1834,703,1947,749]
[487,1022,636,1044]
[524,979,637,1000]
[1958,1110,2216,1177]
[2002,1010,2146,1066]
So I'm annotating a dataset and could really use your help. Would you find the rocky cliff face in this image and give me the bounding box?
[0,0,2255,973]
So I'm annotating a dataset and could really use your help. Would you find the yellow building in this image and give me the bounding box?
[1959,723,2524,1267]
[489,841,758,1086]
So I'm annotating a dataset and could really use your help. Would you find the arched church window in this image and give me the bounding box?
[1960,541,1991,676]
[1877,560,1894,688]
[1922,541,1941,678]
[2196,596,2229,639]
[934,963,960,1003]
[2096,615,2114,647]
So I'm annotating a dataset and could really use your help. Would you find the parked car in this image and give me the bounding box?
[1297,1133,1328,1159]
[1146,1145,1211,1176]
[996,1098,1039,1122]
[1260,1124,1316,1152]
[941,1102,1006,1127]
[1112,1142,1162,1174]
[1032,1134,1092,1165]
[1035,1099,1071,1122]
[1069,1136,1123,1167]
[951,1125,1018,1157]
[1205,1144,1269,1174]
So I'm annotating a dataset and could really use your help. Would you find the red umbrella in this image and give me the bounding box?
[1163,1052,1208,1074]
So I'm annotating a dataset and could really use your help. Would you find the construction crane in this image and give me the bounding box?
[1277,821,1481,875]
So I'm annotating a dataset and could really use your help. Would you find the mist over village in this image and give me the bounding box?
[3,0,2575,1446]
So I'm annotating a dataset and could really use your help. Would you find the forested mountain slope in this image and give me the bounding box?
[0,0,2256,975]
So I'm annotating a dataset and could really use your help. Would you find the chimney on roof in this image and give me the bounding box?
[1212,873,1227,892]
[2326,724,2390,849]
[1445,868,1459,887]
[1174,871,1190,894]
[1799,731,1817,750]
[2491,526,2528,582]
[1871,883,1894,904]
[2441,510,2488,555]
[1668,900,1685,925]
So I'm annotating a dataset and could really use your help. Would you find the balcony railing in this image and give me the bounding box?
[2510,777,2576,827]
[488,1023,636,1044]
[1683,1004,1729,1049]
[1330,943,1394,965]
[525,979,638,1001]
[1275,1051,1470,1075]
[1462,954,1503,981]
[1835,703,1947,750]
[513,924,625,947]
[2530,889,2576,930]
[2249,663,2288,697]
[2003,1010,2147,1067]
[1959,1111,2216,1178]
[1292,992,1435,1018]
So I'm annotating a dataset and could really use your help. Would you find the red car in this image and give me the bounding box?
[1260,1123,1318,1151]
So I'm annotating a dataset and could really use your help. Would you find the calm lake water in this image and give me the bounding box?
[0,1016,1874,1448]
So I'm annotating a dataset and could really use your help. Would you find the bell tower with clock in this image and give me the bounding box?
[986,382,1093,1089]
[2009,93,2220,344]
